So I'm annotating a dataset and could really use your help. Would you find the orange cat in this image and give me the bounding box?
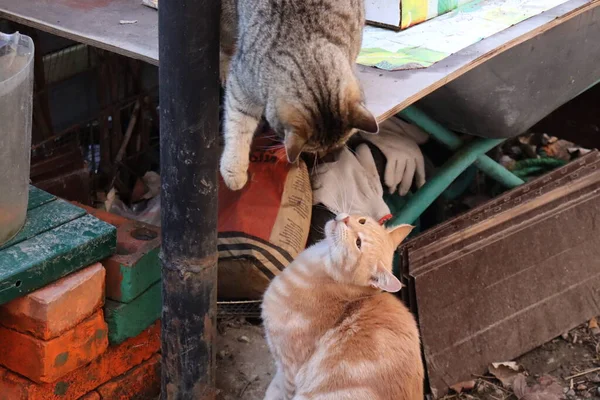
[262,213,424,400]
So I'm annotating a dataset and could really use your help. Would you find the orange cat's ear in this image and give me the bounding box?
[370,262,403,293]
[388,224,414,248]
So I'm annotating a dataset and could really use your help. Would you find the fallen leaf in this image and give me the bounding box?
[450,380,476,393]
[491,361,520,371]
[589,317,598,330]
[489,362,522,388]
[513,374,529,398]
[513,374,565,400]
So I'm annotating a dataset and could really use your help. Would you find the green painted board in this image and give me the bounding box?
[0,214,117,305]
[0,200,86,251]
[28,185,56,210]
[104,281,161,344]
[108,247,161,303]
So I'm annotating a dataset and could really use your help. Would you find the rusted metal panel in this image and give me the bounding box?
[400,151,600,396]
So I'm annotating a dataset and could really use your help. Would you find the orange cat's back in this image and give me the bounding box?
[293,290,424,400]
[262,217,424,399]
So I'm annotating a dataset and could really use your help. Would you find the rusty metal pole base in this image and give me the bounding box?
[158,0,220,398]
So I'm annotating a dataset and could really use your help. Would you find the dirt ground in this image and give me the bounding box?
[216,318,275,400]
[216,317,600,400]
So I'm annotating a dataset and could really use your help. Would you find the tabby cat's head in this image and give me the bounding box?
[324,214,412,292]
[267,67,378,163]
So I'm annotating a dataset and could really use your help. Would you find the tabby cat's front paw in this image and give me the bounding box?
[220,164,249,191]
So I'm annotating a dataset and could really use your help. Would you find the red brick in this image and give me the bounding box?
[71,203,129,228]
[0,321,160,400]
[0,263,105,340]
[71,202,161,303]
[0,310,108,383]
[96,354,161,399]
[77,392,100,400]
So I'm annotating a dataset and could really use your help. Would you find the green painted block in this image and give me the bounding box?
[104,281,161,344]
[0,214,117,305]
[108,247,161,303]
[28,186,56,210]
[0,200,86,251]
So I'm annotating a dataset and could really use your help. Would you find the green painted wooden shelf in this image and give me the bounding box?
[0,186,117,305]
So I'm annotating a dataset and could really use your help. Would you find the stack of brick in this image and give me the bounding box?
[0,205,163,399]
[76,204,162,345]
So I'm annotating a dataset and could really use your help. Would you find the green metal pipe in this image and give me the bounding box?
[399,106,524,188]
[387,137,505,226]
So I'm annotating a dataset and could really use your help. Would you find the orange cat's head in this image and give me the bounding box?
[324,213,413,293]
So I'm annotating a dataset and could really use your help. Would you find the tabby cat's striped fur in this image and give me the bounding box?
[262,214,424,399]
[220,0,378,190]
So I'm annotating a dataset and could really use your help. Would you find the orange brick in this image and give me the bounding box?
[71,203,129,228]
[0,263,105,340]
[0,321,160,400]
[0,310,108,383]
[78,392,100,400]
[96,354,161,399]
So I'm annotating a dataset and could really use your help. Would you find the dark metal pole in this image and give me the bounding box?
[158,0,220,398]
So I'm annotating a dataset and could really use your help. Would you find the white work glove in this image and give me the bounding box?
[361,116,427,196]
[312,146,392,224]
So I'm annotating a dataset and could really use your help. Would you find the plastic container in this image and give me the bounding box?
[0,32,34,245]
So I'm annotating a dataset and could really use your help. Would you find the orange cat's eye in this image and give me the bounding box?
[356,237,362,249]
[358,218,366,225]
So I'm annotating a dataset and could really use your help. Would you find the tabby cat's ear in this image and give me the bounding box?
[284,130,307,164]
[370,262,403,292]
[388,224,414,248]
[351,103,379,134]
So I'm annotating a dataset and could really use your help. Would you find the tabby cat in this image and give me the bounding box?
[219,0,378,191]
[262,214,424,400]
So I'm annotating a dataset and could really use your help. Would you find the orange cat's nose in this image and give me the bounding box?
[336,213,350,225]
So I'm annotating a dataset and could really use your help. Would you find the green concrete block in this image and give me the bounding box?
[28,186,56,210]
[0,214,117,305]
[0,199,86,251]
[104,281,161,344]
[104,221,161,304]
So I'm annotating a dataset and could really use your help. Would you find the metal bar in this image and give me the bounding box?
[158,0,220,398]
[399,106,524,188]
[388,137,505,226]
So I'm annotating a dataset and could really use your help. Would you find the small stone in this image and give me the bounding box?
[591,374,600,383]
[547,357,556,364]
[584,392,592,398]
[217,350,228,360]
[596,387,600,396]
[577,384,587,391]
[238,335,250,343]
[564,387,569,394]
[562,333,570,340]
[566,389,576,397]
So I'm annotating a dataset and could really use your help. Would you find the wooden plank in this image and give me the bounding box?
[27,186,55,211]
[416,4,600,138]
[0,0,158,66]
[0,199,86,251]
[401,152,600,395]
[0,0,596,120]
[361,0,600,121]
[0,215,116,305]
[104,281,161,344]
